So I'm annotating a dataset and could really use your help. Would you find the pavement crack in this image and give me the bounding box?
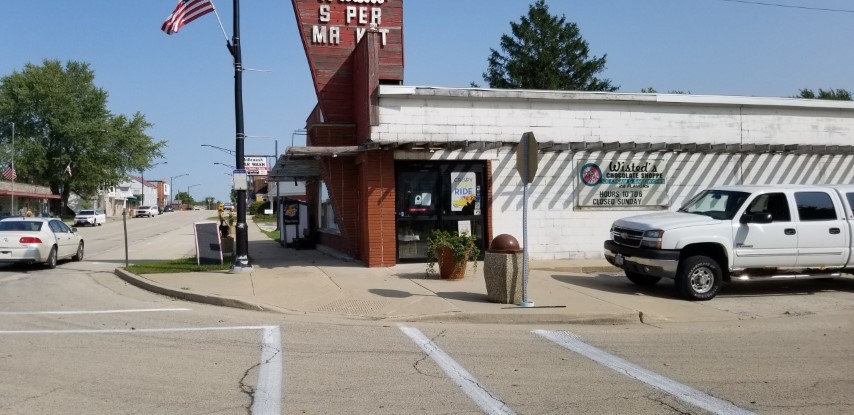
[643,393,692,414]
[238,361,260,414]
[316,266,343,290]
[238,346,282,414]
[412,329,448,378]
[3,387,63,411]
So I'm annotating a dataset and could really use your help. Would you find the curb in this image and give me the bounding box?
[114,268,265,312]
[395,311,640,325]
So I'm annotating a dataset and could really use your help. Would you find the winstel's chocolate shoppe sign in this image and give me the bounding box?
[292,0,403,122]
[576,159,669,209]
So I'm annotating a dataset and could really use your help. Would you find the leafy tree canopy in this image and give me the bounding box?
[0,59,165,209]
[483,0,617,91]
[798,88,852,101]
[174,191,195,206]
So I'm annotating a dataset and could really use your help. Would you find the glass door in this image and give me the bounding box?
[395,162,486,261]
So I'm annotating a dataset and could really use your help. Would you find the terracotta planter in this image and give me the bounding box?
[436,247,468,280]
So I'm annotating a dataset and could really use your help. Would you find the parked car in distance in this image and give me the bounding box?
[134,206,159,218]
[74,209,106,226]
[223,202,235,212]
[0,217,84,268]
[193,206,202,210]
[163,205,174,212]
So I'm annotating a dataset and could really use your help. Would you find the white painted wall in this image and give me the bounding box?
[377,88,854,259]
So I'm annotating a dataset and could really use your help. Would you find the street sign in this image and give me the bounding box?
[516,132,539,184]
[232,169,248,190]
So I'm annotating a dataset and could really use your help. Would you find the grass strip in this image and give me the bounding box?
[126,257,233,274]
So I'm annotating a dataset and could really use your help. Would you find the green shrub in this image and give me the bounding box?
[249,200,268,215]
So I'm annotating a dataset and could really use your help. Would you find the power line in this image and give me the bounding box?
[712,0,854,13]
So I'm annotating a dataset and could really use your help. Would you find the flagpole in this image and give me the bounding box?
[231,0,251,271]
[209,1,230,44]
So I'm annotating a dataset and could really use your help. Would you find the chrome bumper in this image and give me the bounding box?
[603,240,680,279]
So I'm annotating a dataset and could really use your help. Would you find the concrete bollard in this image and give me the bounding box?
[483,234,523,304]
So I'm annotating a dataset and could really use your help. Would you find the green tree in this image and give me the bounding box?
[483,0,617,91]
[174,191,194,206]
[798,88,852,101]
[0,59,165,213]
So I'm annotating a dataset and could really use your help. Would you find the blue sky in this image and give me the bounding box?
[2,0,852,202]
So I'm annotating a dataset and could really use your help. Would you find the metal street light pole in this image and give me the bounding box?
[214,162,236,169]
[141,161,167,206]
[188,184,200,207]
[170,173,188,206]
[230,0,251,271]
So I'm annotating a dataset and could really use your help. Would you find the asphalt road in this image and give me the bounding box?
[1,211,853,414]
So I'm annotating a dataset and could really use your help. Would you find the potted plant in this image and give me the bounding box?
[426,229,480,280]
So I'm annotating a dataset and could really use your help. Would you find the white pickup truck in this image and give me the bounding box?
[604,185,854,300]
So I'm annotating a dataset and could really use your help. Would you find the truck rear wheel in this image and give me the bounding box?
[625,271,661,286]
[676,255,722,301]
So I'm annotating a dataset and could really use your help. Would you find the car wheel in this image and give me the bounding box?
[625,271,661,286]
[45,246,58,269]
[72,242,84,261]
[676,255,722,301]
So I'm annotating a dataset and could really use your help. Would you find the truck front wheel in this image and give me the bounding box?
[676,255,722,301]
[625,271,661,286]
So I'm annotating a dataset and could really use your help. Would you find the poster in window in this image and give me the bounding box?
[283,200,300,225]
[450,172,476,212]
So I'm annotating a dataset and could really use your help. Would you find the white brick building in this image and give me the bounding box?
[370,87,854,260]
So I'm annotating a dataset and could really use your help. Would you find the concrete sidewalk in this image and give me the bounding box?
[115,220,723,324]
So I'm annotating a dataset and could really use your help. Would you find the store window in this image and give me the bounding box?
[319,181,338,232]
[395,162,486,261]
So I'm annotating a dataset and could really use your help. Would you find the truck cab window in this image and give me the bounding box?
[746,193,790,222]
[795,192,837,221]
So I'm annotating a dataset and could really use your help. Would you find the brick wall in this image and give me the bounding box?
[356,150,396,266]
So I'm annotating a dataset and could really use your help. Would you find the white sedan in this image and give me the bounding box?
[0,217,84,269]
[74,209,107,226]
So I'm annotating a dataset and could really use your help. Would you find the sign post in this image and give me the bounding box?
[516,132,538,307]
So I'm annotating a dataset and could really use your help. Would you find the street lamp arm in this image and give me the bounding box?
[201,144,236,156]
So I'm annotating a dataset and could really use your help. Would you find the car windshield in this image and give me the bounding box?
[677,190,751,220]
[78,210,94,215]
[140,206,152,210]
[0,221,43,232]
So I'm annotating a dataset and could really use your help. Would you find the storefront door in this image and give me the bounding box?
[395,161,487,261]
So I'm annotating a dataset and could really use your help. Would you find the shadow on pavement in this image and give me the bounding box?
[553,272,854,300]
[369,288,417,298]
[717,278,854,298]
[551,273,682,300]
[435,291,491,303]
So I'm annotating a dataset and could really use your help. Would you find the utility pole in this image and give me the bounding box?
[230,0,251,271]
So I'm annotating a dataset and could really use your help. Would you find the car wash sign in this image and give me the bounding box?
[576,159,668,209]
[244,157,268,176]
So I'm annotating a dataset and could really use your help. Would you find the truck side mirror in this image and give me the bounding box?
[741,212,773,224]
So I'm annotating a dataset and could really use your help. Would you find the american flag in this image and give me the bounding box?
[161,0,215,35]
[2,165,16,181]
